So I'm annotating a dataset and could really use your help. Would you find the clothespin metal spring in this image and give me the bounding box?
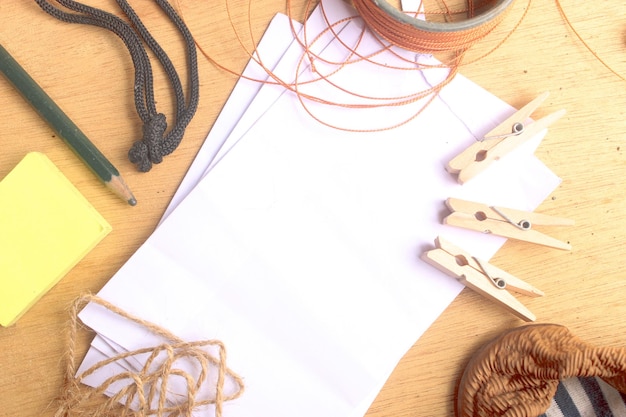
[473,256,507,290]
[480,121,525,142]
[490,206,532,231]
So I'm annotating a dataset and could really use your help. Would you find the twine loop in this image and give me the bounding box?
[129,113,168,172]
[55,294,244,417]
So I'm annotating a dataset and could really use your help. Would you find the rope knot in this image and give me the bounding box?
[128,113,167,172]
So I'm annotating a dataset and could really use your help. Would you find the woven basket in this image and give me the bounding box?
[457,324,626,417]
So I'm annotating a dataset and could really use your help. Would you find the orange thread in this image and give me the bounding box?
[555,0,625,83]
[352,0,513,54]
[171,0,529,131]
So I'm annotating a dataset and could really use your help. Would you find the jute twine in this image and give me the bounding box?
[54,294,244,417]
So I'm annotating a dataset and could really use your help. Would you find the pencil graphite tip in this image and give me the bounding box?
[107,174,137,207]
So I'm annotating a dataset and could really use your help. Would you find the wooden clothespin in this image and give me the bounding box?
[443,197,574,250]
[421,236,544,321]
[446,91,566,184]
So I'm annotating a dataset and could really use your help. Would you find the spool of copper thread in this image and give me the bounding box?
[351,0,516,53]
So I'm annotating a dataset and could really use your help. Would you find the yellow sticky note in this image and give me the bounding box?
[0,152,112,326]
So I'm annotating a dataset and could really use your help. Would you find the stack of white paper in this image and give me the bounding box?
[76,1,561,416]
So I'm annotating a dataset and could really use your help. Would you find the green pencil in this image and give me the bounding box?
[0,43,136,206]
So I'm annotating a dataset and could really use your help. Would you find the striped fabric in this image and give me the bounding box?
[541,377,626,417]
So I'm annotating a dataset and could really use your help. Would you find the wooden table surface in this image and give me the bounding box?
[1,1,625,416]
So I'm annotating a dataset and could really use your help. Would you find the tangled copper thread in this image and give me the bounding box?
[54,294,244,417]
[170,0,625,132]
[172,0,529,132]
[554,0,626,83]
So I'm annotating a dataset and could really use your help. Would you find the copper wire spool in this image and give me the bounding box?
[351,0,516,53]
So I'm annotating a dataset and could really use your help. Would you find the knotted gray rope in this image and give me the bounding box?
[34,0,199,172]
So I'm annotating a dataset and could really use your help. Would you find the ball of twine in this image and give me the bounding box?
[54,294,244,417]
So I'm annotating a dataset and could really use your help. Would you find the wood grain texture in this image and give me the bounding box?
[1,1,625,416]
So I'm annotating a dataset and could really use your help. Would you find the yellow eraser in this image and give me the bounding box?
[0,152,112,326]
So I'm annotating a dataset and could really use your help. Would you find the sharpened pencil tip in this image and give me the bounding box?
[107,174,136,207]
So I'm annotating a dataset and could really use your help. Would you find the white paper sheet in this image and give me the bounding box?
[166,0,426,222]
[77,1,562,416]
[162,13,304,221]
